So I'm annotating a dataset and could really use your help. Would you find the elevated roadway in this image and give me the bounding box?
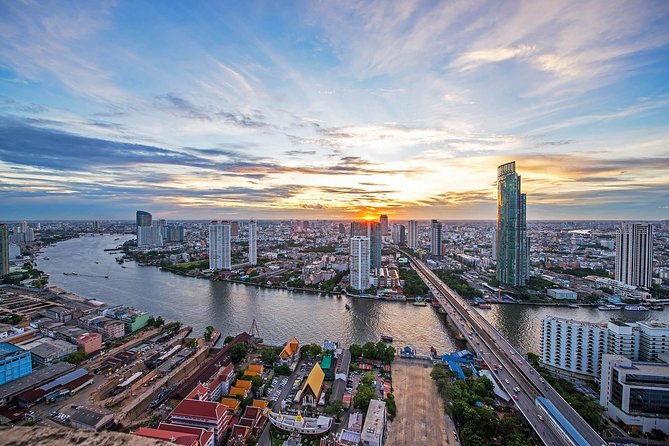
[402,250,607,446]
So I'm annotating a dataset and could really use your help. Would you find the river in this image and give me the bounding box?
[37,234,669,356]
[37,234,458,355]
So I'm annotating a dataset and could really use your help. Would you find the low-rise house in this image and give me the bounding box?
[69,406,114,431]
[169,399,232,443]
[280,337,300,363]
[76,333,102,355]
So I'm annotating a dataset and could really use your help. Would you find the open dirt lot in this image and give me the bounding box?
[386,358,459,446]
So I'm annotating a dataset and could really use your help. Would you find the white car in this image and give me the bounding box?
[504,379,510,384]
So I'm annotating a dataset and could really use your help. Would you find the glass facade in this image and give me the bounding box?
[629,388,669,415]
[0,343,33,386]
[496,162,529,286]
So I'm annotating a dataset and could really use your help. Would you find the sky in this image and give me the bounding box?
[1,0,668,221]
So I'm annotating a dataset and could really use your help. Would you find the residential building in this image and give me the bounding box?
[248,220,257,266]
[541,317,669,382]
[370,222,382,270]
[615,223,654,289]
[0,225,9,276]
[350,222,367,238]
[496,161,529,286]
[350,236,371,291]
[164,225,185,242]
[136,211,163,247]
[372,268,400,289]
[230,221,239,238]
[136,210,152,227]
[588,277,651,301]
[361,399,386,446]
[391,224,405,246]
[600,355,669,433]
[407,220,418,250]
[0,343,32,385]
[209,221,231,270]
[379,215,389,235]
[430,220,442,259]
[76,333,102,355]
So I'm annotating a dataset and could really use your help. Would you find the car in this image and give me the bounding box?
[538,415,544,421]
[529,369,534,374]
[504,379,510,384]
[539,378,545,383]
[513,394,518,400]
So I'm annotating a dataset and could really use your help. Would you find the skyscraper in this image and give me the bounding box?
[408,220,418,249]
[496,161,529,286]
[430,220,442,259]
[0,224,9,277]
[370,222,382,269]
[391,224,406,245]
[350,236,370,291]
[615,223,653,289]
[209,221,231,270]
[248,220,258,266]
[136,211,152,227]
[379,215,389,236]
[136,210,162,247]
[350,221,367,237]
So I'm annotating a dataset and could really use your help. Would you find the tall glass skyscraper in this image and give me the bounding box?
[370,222,382,270]
[0,224,9,277]
[615,223,653,289]
[496,162,529,286]
[430,219,442,259]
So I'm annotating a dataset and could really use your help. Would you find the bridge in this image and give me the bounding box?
[400,249,607,446]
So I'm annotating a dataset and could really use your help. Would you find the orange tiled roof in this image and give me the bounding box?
[279,337,299,360]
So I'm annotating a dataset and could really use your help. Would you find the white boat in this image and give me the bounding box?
[623,305,649,311]
[598,304,619,311]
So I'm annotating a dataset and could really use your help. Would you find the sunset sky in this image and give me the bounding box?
[1,0,668,221]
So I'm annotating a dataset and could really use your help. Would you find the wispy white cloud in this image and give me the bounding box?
[450,45,536,71]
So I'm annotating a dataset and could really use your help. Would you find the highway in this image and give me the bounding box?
[402,250,607,446]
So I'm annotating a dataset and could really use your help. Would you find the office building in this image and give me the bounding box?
[430,220,442,259]
[164,225,185,242]
[541,317,669,382]
[0,225,9,276]
[407,220,418,250]
[391,224,406,246]
[248,220,257,266]
[0,342,32,385]
[209,221,231,270]
[496,161,529,286]
[370,222,382,270]
[350,236,370,291]
[615,223,654,289]
[338,223,346,234]
[379,215,389,236]
[600,355,669,433]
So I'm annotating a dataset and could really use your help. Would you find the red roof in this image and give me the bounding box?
[171,398,226,420]
[77,333,101,343]
[185,383,209,400]
[134,427,198,445]
[158,423,214,445]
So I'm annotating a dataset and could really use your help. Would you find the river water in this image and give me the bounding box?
[37,235,669,356]
[37,235,458,355]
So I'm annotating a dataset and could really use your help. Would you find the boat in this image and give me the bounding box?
[114,238,119,241]
[478,303,491,309]
[412,301,428,306]
[121,266,127,269]
[105,275,109,279]
[651,305,664,311]
[623,305,649,311]
[598,304,619,311]
[345,304,351,310]
[43,257,49,260]
[381,335,394,343]
[63,272,78,276]
[95,261,99,264]
[568,304,578,308]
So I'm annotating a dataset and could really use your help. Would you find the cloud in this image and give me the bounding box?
[451,45,536,71]
[154,94,269,128]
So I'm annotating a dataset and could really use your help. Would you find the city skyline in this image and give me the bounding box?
[1,1,669,221]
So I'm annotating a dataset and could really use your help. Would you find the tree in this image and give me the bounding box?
[274,364,291,375]
[251,375,264,389]
[65,349,87,364]
[362,342,377,360]
[349,344,362,359]
[154,316,165,327]
[260,347,279,364]
[381,346,395,363]
[353,384,376,412]
[360,372,375,386]
[224,335,234,344]
[324,400,345,421]
[204,325,215,342]
[231,343,249,363]
[147,316,156,327]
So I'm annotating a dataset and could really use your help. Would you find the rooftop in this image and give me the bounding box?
[0,342,24,360]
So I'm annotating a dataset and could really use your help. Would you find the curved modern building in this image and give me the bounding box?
[496,162,529,286]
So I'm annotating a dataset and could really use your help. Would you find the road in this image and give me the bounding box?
[386,358,459,446]
[402,250,607,446]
